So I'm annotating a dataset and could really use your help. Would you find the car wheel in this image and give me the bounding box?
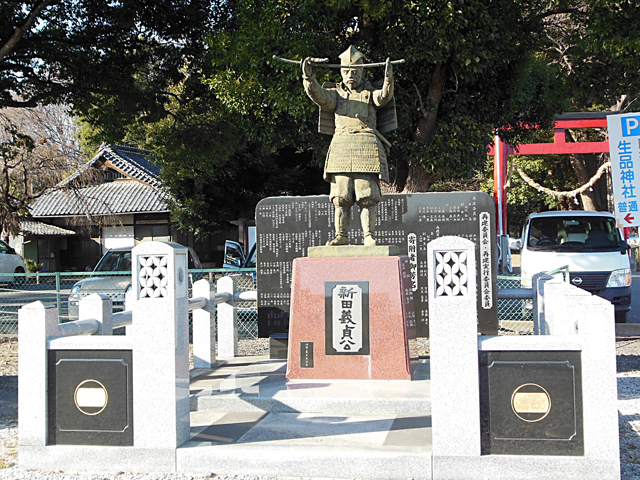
[615,311,628,324]
[12,267,25,286]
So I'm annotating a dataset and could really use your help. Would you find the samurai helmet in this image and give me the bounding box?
[339,46,365,66]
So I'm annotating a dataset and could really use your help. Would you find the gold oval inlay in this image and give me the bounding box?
[511,383,551,423]
[74,379,108,416]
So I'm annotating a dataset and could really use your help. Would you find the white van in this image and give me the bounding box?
[514,211,632,323]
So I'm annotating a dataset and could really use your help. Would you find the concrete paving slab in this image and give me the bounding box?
[188,410,433,447]
[385,414,433,447]
[237,412,396,446]
[190,411,267,445]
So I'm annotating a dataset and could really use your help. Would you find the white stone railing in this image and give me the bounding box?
[17,241,258,469]
[44,272,255,368]
[427,235,620,479]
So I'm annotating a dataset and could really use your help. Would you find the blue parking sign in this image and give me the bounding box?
[622,115,640,137]
[609,112,640,227]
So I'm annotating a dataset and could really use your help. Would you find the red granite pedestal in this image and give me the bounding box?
[286,255,418,380]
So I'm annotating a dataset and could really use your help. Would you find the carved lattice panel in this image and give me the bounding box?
[138,255,169,299]
[434,250,468,297]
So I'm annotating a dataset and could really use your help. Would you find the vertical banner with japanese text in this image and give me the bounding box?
[607,113,640,227]
[479,212,493,309]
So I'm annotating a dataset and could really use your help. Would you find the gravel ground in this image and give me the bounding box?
[0,335,638,480]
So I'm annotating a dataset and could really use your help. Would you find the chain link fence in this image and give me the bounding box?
[0,269,529,338]
[0,269,258,338]
[497,274,533,335]
[192,270,257,339]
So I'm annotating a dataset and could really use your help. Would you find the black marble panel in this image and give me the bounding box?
[256,192,498,338]
[269,333,289,360]
[48,350,133,446]
[479,350,583,456]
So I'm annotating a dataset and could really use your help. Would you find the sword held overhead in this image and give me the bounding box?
[273,55,405,69]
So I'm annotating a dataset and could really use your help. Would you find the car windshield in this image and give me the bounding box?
[94,248,200,271]
[246,247,257,268]
[188,250,202,269]
[527,216,622,252]
[95,251,132,272]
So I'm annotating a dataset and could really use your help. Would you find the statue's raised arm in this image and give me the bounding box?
[301,58,336,109]
[374,58,394,107]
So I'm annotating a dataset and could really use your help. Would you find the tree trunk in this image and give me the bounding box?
[392,62,447,193]
[570,154,598,210]
[415,62,445,145]
[564,100,612,211]
[402,164,440,193]
[567,128,608,211]
[380,180,399,194]
[557,197,571,210]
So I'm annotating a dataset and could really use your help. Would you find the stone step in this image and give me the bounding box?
[189,356,432,416]
[184,357,433,478]
[180,409,432,479]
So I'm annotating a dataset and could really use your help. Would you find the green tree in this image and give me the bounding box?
[202,0,568,195]
[1,1,219,234]
[77,1,640,235]
[1,1,215,110]
[512,0,640,212]
[77,67,328,234]
[77,0,568,235]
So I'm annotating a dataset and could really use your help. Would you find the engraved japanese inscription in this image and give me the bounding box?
[325,281,370,355]
[257,192,498,337]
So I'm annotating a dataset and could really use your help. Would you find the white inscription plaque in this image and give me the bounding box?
[331,284,364,353]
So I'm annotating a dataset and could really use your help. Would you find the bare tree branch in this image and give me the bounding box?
[0,105,88,235]
[0,0,60,62]
[0,83,180,109]
[525,7,585,31]
[413,83,428,118]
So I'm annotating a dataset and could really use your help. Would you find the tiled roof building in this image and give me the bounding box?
[20,143,237,271]
[20,220,76,237]
[31,144,168,217]
[30,178,170,217]
[25,144,172,271]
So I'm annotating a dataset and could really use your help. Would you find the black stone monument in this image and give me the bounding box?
[256,192,498,338]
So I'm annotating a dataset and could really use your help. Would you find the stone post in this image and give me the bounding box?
[427,236,481,457]
[131,241,190,448]
[192,278,216,368]
[545,281,620,476]
[18,302,59,447]
[217,275,238,358]
[79,293,113,335]
[125,289,135,335]
[542,280,586,336]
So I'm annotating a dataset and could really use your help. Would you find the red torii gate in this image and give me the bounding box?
[487,112,612,272]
